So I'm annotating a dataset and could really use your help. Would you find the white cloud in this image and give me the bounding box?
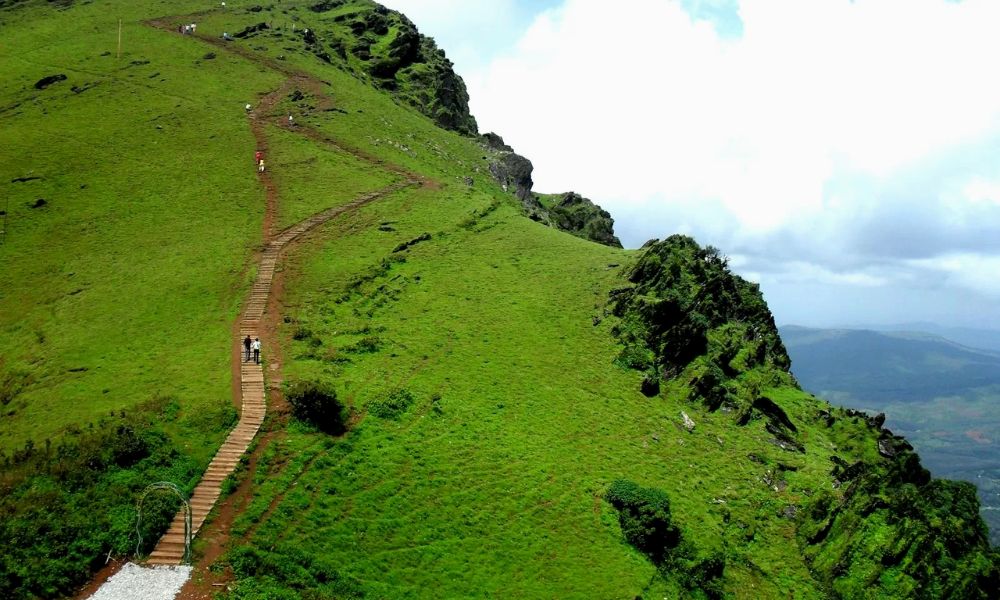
[468,0,1000,230]
[907,253,1000,297]
[962,178,1000,207]
[462,0,1000,323]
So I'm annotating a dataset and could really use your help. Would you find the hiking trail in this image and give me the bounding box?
[106,12,426,572]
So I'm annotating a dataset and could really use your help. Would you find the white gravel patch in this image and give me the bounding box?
[88,562,192,600]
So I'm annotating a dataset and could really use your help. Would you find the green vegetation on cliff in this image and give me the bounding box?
[538,191,623,248]
[0,0,996,598]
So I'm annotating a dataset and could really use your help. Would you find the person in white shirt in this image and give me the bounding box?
[252,338,261,364]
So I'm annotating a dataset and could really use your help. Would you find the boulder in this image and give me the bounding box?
[640,375,659,397]
[682,412,696,432]
[234,22,269,39]
[308,0,343,12]
[34,74,67,90]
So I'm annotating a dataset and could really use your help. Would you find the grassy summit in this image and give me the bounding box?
[0,1,997,598]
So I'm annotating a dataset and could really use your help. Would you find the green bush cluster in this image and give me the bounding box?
[225,544,365,599]
[346,335,381,354]
[605,479,680,562]
[0,399,204,599]
[367,388,414,419]
[605,479,724,598]
[284,379,347,435]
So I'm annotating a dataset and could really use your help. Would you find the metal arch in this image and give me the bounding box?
[135,481,192,563]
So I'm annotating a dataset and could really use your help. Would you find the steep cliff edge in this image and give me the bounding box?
[610,235,999,597]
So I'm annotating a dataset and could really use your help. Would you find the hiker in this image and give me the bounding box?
[243,335,252,362]
[190,23,197,34]
[223,32,233,41]
[252,338,261,364]
[258,158,265,174]
[245,103,252,113]
[288,114,294,126]
[254,150,262,164]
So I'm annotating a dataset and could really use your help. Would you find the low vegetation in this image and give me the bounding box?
[284,379,347,434]
[0,397,232,598]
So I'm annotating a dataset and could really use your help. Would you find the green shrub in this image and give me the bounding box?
[292,327,313,341]
[347,336,381,354]
[284,380,346,434]
[368,389,414,419]
[614,344,653,371]
[605,479,680,562]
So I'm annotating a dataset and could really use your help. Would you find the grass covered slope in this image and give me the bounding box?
[0,1,280,596]
[0,1,997,598]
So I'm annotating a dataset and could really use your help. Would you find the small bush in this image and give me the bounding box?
[368,389,414,419]
[346,336,380,354]
[606,479,680,562]
[284,380,346,434]
[614,344,653,371]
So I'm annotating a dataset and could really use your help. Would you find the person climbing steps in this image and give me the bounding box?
[243,335,252,362]
[252,338,261,364]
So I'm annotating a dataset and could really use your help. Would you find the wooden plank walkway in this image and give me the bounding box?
[145,181,415,565]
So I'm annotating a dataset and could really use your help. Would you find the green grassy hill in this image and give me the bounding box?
[1,1,997,598]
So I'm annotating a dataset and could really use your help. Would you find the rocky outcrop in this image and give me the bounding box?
[480,134,623,246]
[279,2,478,133]
[480,132,547,217]
[544,192,623,248]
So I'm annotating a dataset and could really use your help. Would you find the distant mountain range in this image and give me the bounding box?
[781,324,1000,545]
[846,322,1000,353]
[781,325,1000,403]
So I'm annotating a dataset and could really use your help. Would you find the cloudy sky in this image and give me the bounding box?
[384,0,1000,330]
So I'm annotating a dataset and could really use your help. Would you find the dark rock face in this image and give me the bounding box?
[473,162,623,245]
[34,74,67,90]
[640,376,660,397]
[488,152,534,205]
[545,192,623,248]
[482,132,513,152]
[309,0,344,12]
[234,22,269,39]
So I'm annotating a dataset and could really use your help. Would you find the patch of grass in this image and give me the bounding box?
[264,123,399,229]
[367,388,413,419]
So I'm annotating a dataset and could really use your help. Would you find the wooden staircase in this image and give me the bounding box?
[145,181,415,565]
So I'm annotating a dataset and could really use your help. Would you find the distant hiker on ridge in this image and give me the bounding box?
[252,338,261,364]
[255,150,262,164]
[288,114,294,126]
[258,158,265,174]
[243,335,252,362]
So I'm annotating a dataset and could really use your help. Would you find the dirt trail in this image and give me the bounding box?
[137,10,427,572]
